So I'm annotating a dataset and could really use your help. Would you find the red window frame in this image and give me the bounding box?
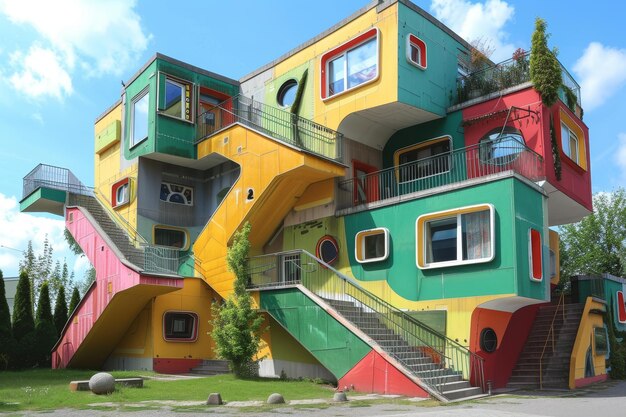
[406,34,427,70]
[529,228,543,281]
[352,160,379,206]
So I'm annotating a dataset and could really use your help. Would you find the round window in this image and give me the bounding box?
[480,328,498,353]
[277,79,298,107]
[478,127,525,166]
[316,235,339,266]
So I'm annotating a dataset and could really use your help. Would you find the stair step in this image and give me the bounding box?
[441,386,483,401]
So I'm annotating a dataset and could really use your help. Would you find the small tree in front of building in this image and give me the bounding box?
[53,285,68,337]
[35,282,57,367]
[12,271,36,368]
[211,222,265,377]
[0,270,15,370]
[68,286,81,314]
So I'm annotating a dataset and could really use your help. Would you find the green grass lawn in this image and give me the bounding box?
[0,369,337,411]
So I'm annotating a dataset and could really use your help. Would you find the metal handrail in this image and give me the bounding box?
[91,188,148,247]
[454,51,581,106]
[22,163,93,198]
[539,292,565,389]
[248,249,485,396]
[336,136,544,211]
[195,94,343,162]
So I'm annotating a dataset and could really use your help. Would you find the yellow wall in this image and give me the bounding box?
[110,303,154,359]
[152,278,218,360]
[267,4,399,130]
[569,297,607,388]
[94,103,140,240]
[549,230,560,286]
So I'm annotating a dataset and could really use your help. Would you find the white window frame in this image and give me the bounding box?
[416,204,495,270]
[115,183,129,207]
[321,28,380,100]
[561,121,579,164]
[355,227,389,264]
[130,87,150,147]
[406,33,427,70]
[163,78,185,119]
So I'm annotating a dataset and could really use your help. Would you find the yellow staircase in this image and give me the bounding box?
[193,124,345,298]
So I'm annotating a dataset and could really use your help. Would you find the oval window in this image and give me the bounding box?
[316,235,339,266]
[277,79,298,107]
[480,328,498,353]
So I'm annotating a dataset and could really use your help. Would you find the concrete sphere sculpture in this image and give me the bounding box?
[88,372,115,395]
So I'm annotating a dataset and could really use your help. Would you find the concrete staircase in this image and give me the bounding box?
[324,298,484,401]
[508,303,584,389]
[69,194,145,268]
[190,360,231,375]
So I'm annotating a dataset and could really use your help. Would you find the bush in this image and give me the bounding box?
[53,285,68,337]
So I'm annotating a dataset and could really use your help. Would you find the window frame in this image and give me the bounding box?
[160,181,194,206]
[406,33,427,70]
[528,228,543,282]
[478,127,526,166]
[393,136,452,183]
[153,225,189,251]
[560,121,579,164]
[320,27,380,100]
[416,204,495,270]
[355,227,389,264]
[158,73,194,123]
[130,87,150,147]
[277,79,299,108]
[162,311,198,342]
[558,109,586,170]
[111,178,131,208]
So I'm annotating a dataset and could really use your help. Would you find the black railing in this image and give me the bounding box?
[195,95,343,162]
[336,136,544,211]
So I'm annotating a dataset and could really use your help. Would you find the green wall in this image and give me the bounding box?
[264,62,313,120]
[124,60,158,161]
[397,3,469,116]
[260,287,371,378]
[343,177,547,302]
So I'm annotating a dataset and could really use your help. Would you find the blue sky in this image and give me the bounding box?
[0,0,625,281]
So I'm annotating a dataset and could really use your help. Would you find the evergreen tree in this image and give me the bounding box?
[68,286,81,314]
[0,270,15,370]
[529,17,562,107]
[211,223,265,377]
[35,282,57,367]
[12,271,36,368]
[53,285,68,337]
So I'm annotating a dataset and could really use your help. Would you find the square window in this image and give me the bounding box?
[406,34,427,70]
[355,227,389,263]
[321,28,379,99]
[131,89,149,147]
[417,204,494,269]
[163,311,198,342]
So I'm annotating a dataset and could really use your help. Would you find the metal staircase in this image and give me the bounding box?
[248,250,486,402]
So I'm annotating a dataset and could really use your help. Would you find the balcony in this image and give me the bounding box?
[195,95,344,163]
[336,136,543,212]
[452,52,581,117]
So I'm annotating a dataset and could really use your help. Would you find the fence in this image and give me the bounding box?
[23,164,92,198]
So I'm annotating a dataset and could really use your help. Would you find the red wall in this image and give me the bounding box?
[470,303,541,388]
[461,87,592,212]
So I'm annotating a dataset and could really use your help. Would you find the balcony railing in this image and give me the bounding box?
[195,95,343,162]
[454,52,581,108]
[23,164,93,198]
[337,136,544,211]
[247,250,485,399]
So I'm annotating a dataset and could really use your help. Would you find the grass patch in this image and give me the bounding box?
[0,369,336,411]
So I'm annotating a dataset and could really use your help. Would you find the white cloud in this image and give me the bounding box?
[0,192,73,277]
[430,0,516,62]
[0,0,150,99]
[615,133,626,179]
[573,42,626,111]
[9,45,73,100]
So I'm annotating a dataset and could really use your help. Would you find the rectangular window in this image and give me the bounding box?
[395,137,451,182]
[131,89,149,147]
[163,311,198,342]
[321,28,379,99]
[163,79,184,119]
[561,122,579,164]
[406,34,427,70]
[111,178,131,208]
[529,228,543,281]
[417,204,494,269]
[594,327,608,355]
[154,226,188,250]
[355,227,389,264]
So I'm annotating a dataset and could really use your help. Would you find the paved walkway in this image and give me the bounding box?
[3,380,626,417]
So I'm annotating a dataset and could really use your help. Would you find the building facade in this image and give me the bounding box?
[20,0,607,401]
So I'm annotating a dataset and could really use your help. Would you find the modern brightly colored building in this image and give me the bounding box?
[19,0,611,401]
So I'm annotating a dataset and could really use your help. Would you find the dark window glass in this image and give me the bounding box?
[163,312,197,340]
[364,233,385,259]
[317,236,339,265]
[480,328,497,353]
[398,140,450,182]
[428,218,457,263]
[155,227,186,249]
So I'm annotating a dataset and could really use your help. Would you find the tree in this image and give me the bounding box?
[12,272,36,368]
[0,270,15,370]
[80,267,96,295]
[19,236,54,310]
[211,223,265,377]
[560,189,626,279]
[53,285,68,337]
[35,282,57,367]
[68,286,81,314]
[530,17,562,107]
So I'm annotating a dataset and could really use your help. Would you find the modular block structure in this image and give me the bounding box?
[20,0,606,401]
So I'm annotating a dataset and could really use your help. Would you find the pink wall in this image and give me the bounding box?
[461,87,592,212]
[52,207,182,369]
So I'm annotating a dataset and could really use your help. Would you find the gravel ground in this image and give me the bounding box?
[3,380,625,417]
